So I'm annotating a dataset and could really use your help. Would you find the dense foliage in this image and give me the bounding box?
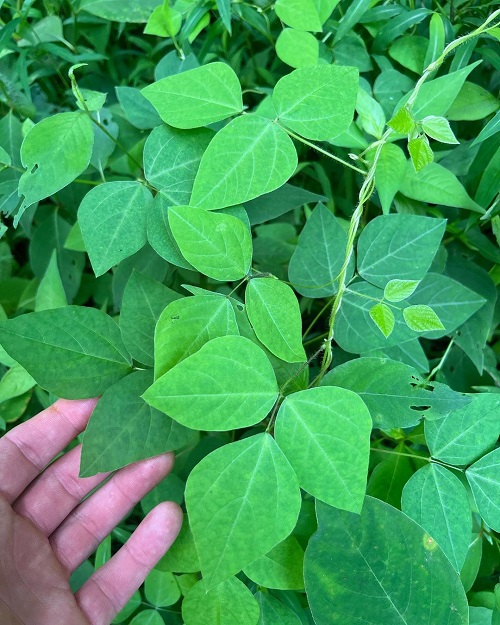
[0,0,499,623]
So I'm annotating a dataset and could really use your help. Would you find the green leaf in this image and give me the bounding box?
[185,432,301,589]
[357,215,446,288]
[275,386,371,513]
[190,114,297,210]
[0,307,131,399]
[35,250,67,312]
[144,3,182,38]
[275,0,336,31]
[425,394,500,466]
[147,194,194,270]
[273,65,358,140]
[408,136,434,172]
[356,87,386,139]
[78,181,153,277]
[115,86,162,130]
[0,364,35,404]
[466,448,500,532]
[80,0,160,21]
[154,294,239,378]
[288,203,351,298]
[18,112,93,220]
[216,0,232,34]
[374,143,406,214]
[182,577,260,625]
[141,473,185,513]
[80,371,195,476]
[129,611,163,625]
[141,62,242,129]
[421,116,459,144]
[402,464,471,571]
[243,534,304,591]
[387,106,415,134]
[255,592,302,625]
[305,497,468,625]
[447,82,499,121]
[403,304,444,332]
[168,206,252,281]
[384,279,420,302]
[143,336,279,431]
[245,278,306,363]
[143,125,213,205]
[369,302,395,338]
[472,111,500,146]
[322,357,470,430]
[366,447,414,508]
[275,29,319,69]
[156,514,200,573]
[144,569,180,607]
[120,271,181,367]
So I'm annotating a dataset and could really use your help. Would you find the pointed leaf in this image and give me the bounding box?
[185,433,301,588]
[35,250,67,311]
[255,592,302,625]
[144,336,279,431]
[374,143,406,214]
[466,448,500,532]
[369,302,395,337]
[190,114,297,210]
[141,62,243,129]
[243,535,304,591]
[387,106,415,134]
[147,194,194,270]
[421,115,459,144]
[408,136,434,172]
[403,304,444,332]
[384,279,420,302]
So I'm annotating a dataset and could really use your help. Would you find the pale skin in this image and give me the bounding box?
[0,398,183,625]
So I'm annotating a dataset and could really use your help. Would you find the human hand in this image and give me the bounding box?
[0,398,182,625]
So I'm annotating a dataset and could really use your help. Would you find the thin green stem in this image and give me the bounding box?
[370,447,430,461]
[426,338,455,382]
[302,297,334,340]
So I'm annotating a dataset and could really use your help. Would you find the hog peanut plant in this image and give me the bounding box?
[0,0,499,623]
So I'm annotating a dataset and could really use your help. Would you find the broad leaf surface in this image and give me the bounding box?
[80,0,159,21]
[144,569,180,608]
[156,515,200,573]
[243,535,304,590]
[402,464,471,571]
[275,386,371,513]
[142,62,243,129]
[147,194,194,270]
[357,215,446,288]
[168,206,252,281]
[374,143,406,214]
[425,393,500,465]
[154,294,239,378]
[245,278,306,363]
[185,433,301,589]
[144,336,279,431]
[273,65,358,140]
[255,592,302,625]
[305,497,469,625]
[190,114,297,210]
[0,306,131,398]
[466,448,500,532]
[78,181,153,277]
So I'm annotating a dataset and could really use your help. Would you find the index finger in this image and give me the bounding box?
[0,398,98,503]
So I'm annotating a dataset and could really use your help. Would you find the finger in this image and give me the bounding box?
[13,445,110,536]
[76,501,182,625]
[50,452,175,573]
[0,398,98,503]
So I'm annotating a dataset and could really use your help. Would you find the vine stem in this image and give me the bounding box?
[369,446,464,472]
[310,8,500,385]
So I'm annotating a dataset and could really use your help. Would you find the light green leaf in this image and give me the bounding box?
[243,535,304,591]
[275,0,331,31]
[64,222,86,253]
[322,357,470,430]
[421,115,459,144]
[144,3,182,37]
[472,111,500,146]
[403,304,444,332]
[80,0,160,21]
[356,87,386,139]
[190,114,297,210]
[144,569,181,608]
[408,136,434,172]
[425,394,500,466]
[78,181,153,277]
[369,302,395,338]
[80,371,194,476]
[120,271,181,367]
[402,464,471,571]
[168,206,252,281]
[275,29,319,69]
[0,364,35,404]
[185,432,301,589]
[288,203,351,298]
[384,279,420,302]
[447,82,499,121]
[182,577,260,625]
[18,112,93,220]
[374,143,406,214]
[245,278,305,363]
[129,611,163,625]
[156,514,200,573]
[154,294,239,378]
[275,386,371,513]
[357,214,446,288]
[387,106,415,134]
[255,592,302,625]
[0,146,11,166]
[0,307,131,399]
[35,250,67,311]
[466,448,500,532]
[147,194,194,270]
[144,336,278,431]
[273,65,358,140]
[142,62,242,129]
[305,497,468,625]
[144,125,213,204]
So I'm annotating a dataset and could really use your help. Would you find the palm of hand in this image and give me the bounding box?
[0,399,182,625]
